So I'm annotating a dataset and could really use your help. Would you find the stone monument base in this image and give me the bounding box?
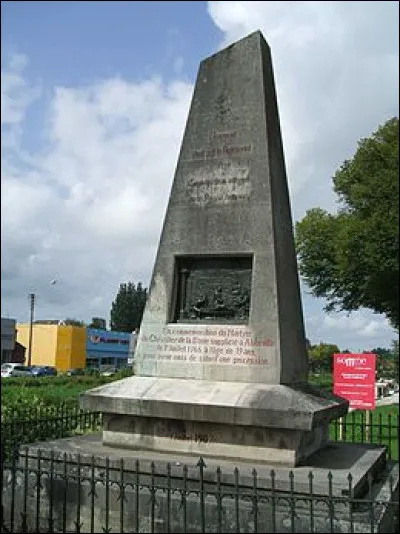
[80,377,348,467]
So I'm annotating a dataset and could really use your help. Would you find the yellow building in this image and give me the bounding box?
[17,323,86,372]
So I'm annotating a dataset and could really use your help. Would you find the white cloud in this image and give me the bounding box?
[323,315,388,338]
[302,307,395,349]
[207,0,399,350]
[1,53,40,127]
[207,1,399,214]
[300,310,395,351]
[1,57,193,324]
[1,3,398,352]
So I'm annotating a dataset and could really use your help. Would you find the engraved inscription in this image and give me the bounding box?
[187,171,250,205]
[184,131,252,205]
[140,325,274,366]
[187,131,252,162]
[170,432,215,443]
[191,144,252,161]
[210,131,237,141]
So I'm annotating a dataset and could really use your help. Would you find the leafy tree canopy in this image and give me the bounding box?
[110,282,147,333]
[308,342,340,373]
[63,318,86,327]
[88,317,107,330]
[296,117,399,329]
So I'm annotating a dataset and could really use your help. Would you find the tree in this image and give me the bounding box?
[371,341,399,379]
[295,117,399,329]
[88,317,107,330]
[392,339,399,379]
[63,318,86,327]
[369,347,393,377]
[110,282,147,333]
[308,342,340,374]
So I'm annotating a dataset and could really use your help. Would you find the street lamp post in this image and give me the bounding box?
[27,293,36,367]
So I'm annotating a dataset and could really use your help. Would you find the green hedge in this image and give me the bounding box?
[1,404,103,461]
[1,369,133,389]
[1,369,134,411]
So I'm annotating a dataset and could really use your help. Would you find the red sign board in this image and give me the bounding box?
[333,353,376,410]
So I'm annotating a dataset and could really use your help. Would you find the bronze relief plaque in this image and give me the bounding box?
[174,256,252,323]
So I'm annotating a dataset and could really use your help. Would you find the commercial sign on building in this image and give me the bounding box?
[86,329,130,353]
[333,353,376,410]
[86,328,131,368]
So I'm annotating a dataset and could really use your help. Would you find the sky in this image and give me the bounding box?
[1,1,399,351]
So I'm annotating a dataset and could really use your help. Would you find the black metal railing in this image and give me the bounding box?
[1,406,398,463]
[1,406,102,462]
[1,407,399,533]
[329,410,399,460]
[1,448,398,533]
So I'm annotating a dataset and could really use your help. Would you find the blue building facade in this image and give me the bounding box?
[86,328,131,368]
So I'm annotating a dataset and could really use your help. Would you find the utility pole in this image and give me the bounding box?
[27,293,36,367]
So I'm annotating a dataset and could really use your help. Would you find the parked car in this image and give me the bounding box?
[99,365,118,377]
[30,365,46,377]
[1,363,33,378]
[43,366,57,376]
[66,368,85,376]
[30,365,57,377]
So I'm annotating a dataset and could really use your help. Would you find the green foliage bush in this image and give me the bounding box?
[295,117,399,328]
[2,374,110,389]
[1,371,135,459]
[1,400,103,461]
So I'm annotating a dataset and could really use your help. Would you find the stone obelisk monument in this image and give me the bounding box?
[81,31,348,466]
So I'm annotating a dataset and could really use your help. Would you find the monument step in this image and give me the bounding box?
[80,376,348,431]
[23,435,388,499]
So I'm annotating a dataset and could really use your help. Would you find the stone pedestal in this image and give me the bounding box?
[81,30,349,467]
[81,378,347,467]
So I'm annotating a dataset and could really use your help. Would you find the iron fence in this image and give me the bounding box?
[0,408,399,533]
[330,410,399,460]
[1,407,103,463]
[1,447,398,533]
[1,407,397,463]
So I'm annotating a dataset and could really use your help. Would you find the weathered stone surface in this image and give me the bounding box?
[133,30,308,385]
[80,30,348,466]
[80,379,346,429]
[81,378,348,465]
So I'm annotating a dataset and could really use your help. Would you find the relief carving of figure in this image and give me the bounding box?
[190,294,208,318]
[231,282,250,318]
[213,286,226,310]
[181,269,251,322]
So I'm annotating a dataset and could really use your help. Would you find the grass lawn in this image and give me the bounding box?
[3,372,334,407]
[329,404,399,460]
[1,371,132,411]
[309,372,333,389]
[2,380,93,405]
[2,372,398,460]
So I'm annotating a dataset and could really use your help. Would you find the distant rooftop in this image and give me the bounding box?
[33,320,65,325]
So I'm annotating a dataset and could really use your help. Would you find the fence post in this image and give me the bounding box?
[338,416,344,441]
[366,410,372,442]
